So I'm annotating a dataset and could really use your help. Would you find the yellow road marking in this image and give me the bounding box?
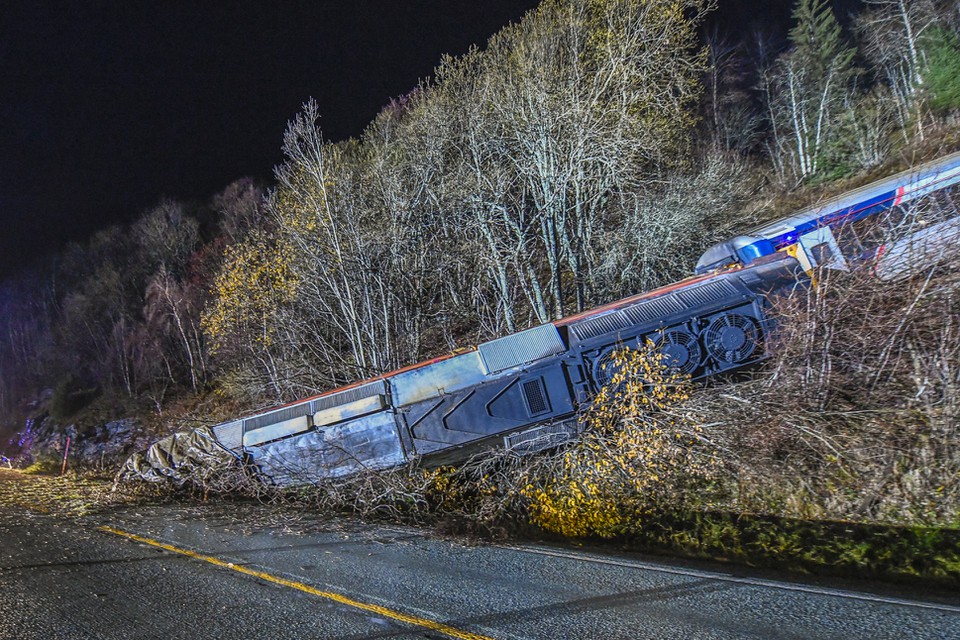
[98,526,493,640]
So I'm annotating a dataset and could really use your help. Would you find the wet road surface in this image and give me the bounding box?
[1,472,958,639]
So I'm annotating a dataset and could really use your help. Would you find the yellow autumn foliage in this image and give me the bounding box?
[521,345,715,538]
[201,235,298,353]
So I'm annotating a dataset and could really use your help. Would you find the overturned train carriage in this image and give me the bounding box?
[203,149,960,487]
[211,258,800,487]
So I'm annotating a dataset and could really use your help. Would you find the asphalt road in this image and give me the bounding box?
[1,477,958,639]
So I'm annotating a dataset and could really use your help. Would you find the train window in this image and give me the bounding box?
[808,242,832,266]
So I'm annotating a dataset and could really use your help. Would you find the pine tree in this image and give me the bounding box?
[789,0,856,74]
[921,26,960,113]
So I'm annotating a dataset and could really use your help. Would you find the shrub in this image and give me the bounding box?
[520,346,717,537]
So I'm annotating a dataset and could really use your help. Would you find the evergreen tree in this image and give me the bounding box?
[921,26,960,112]
[789,0,856,72]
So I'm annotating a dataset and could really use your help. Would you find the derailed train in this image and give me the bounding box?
[204,151,960,487]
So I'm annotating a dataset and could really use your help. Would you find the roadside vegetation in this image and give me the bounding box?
[0,469,157,519]
[240,251,960,586]
[2,0,960,586]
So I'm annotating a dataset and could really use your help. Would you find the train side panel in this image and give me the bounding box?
[248,410,407,485]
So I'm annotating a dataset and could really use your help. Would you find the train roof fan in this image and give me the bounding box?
[704,312,759,365]
[652,328,702,375]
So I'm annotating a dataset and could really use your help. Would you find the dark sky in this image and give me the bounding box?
[0,1,542,277]
[0,1,861,279]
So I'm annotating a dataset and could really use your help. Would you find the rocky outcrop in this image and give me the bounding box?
[6,414,150,471]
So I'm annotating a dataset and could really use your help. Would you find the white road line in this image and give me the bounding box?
[503,544,960,614]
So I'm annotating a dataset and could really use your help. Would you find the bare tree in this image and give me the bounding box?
[856,0,942,140]
[703,28,762,154]
[443,0,710,323]
[144,269,207,391]
[596,155,749,296]
[212,178,269,244]
[764,0,857,181]
[131,200,199,277]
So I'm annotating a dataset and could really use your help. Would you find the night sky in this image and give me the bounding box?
[0,1,861,279]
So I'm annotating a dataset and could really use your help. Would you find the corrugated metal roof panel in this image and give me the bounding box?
[622,294,685,326]
[311,380,388,413]
[676,279,739,308]
[478,324,566,374]
[571,311,630,341]
[243,401,313,432]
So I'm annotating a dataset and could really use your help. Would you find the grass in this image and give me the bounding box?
[613,510,960,588]
[0,468,165,518]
